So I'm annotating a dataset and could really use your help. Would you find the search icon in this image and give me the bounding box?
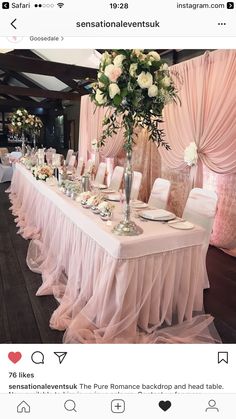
[31,351,44,364]
[64,400,77,412]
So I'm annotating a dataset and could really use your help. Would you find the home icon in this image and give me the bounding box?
[17,401,31,413]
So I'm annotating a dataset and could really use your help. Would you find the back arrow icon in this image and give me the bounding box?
[11,19,17,29]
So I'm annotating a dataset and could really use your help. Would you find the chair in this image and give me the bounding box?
[65,149,74,166]
[52,153,63,167]
[45,148,56,165]
[84,159,94,174]
[0,164,13,183]
[183,188,218,288]
[148,178,171,209]
[183,188,218,239]
[93,162,107,185]
[109,166,124,191]
[76,157,84,177]
[68,155,76,169]
[131,171,142,200]
[0,147,9,157]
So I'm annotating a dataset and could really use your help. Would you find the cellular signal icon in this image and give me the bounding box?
[57,2,64,7]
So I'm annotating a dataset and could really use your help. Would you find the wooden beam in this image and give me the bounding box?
[0,53,98,81]
[0,84,81,101]
[10,50,92,95]
[0,98,55,109]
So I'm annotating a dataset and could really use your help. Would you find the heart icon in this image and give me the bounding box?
[8,352,22,364]
[159,400,172,412]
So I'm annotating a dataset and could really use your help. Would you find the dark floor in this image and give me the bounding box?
[0,182,236,343]
[0,182,63,343]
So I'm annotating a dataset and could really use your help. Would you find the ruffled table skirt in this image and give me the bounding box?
[9,164,220,343]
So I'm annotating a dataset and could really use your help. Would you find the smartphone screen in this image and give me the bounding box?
[0,1,235,417]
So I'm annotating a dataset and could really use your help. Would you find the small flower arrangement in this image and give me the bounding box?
[87,194,105,207]
[76,191,93,204]
[97,201,115,214]
[31,165,53,181]
[20,156,34,170]
[184,142,198,166]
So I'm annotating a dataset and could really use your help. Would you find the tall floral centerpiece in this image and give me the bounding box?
[27,114,43,149]
[11,108,43,152]
[90,49,178,235]
[11,108,29,154]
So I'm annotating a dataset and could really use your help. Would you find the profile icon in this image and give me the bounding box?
[205,399,219,412]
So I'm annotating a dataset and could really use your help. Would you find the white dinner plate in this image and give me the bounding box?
[107,194,120,201]
[98,184,108,189]
[131,201,148,209]
[168,221,194,230]
[140,209,176,221]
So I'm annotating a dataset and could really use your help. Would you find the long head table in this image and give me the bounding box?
[9,163,216,343]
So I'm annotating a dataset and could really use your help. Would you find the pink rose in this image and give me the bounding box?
[104,64,122,82]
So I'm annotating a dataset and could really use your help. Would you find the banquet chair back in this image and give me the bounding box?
[0,154,10,165]
[76,157,84,176]
[46,148,56,165]
[183,188,218,288]
[84,159,94,174]
[183,188,218,239]
[65,149,74,166]
[109,166,124,191]
[52,153,63,167]
[0,148,9,157]
[68,155,76,169]
[148,178,171,209]
[94,162,107,185]
[131,171,142,200]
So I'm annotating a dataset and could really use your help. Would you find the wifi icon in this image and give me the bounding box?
[57,2,64,7]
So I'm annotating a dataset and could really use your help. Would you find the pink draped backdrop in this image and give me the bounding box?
[79,50,236,255]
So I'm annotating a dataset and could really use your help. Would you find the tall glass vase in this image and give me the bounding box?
[21,132,27,156]
[32,132,37,150]
[112,150,143,236]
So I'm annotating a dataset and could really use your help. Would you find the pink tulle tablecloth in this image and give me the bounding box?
[9,163,217,343]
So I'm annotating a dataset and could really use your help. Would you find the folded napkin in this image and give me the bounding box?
[141,209,174,219]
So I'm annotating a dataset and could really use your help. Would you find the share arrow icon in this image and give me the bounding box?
[54,352,67,364]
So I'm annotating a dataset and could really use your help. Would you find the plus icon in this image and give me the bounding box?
[111,399,125,413]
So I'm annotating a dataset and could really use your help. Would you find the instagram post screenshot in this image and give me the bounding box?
[0,0,236,417]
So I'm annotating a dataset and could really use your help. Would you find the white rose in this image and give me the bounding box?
[137,71,153,89]
[95,89,106,105]
[109,83,120,99]
[160,63,169,71]
[132,49,144,57]
[162,76,171,87]
[104,64,122,82]
[129,63,138,77]
[148,85,158,97]
[113,54,125,67]
[17,122,22,126]
[148,51,161,61]
[101,51,112,65]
